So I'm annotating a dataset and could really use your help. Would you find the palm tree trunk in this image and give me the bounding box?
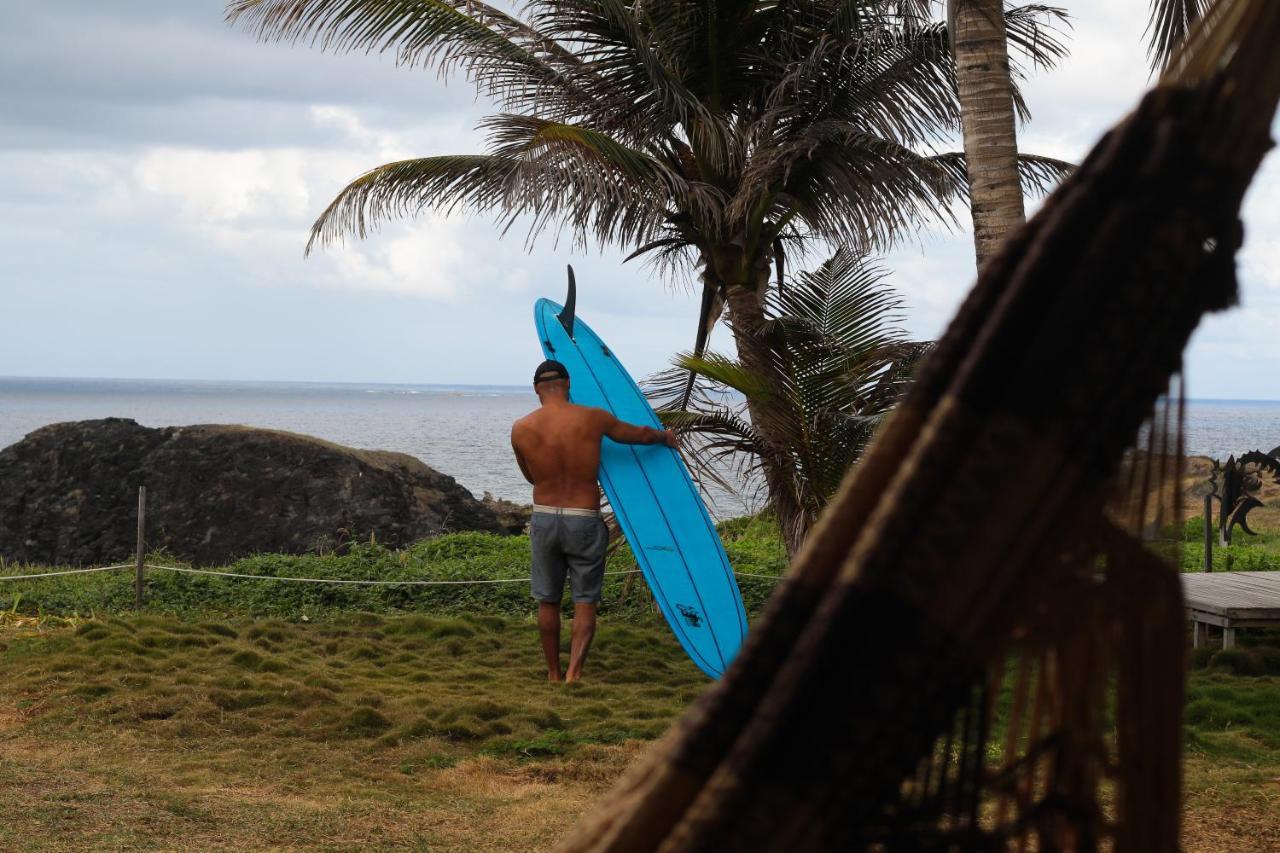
[718,273,808,557]
[949,0,1025,270]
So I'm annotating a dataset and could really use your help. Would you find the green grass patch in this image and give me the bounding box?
[0,612,704,757]
[0,520,788,624]
[1180,515,1280,572]
[0,610,709,846]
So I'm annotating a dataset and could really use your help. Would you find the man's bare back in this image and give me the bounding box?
[511,385,676,509]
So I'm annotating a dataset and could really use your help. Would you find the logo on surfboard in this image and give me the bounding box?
[676,604,702,628]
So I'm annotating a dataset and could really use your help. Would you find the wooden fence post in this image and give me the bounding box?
[135,486,147,608]
[1203,493,1213,573]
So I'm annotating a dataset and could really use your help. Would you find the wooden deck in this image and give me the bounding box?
[1181,571,1280,649]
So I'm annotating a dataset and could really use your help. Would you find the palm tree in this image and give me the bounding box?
[227,0,1068,526]
[947,0,1059,269]
[946,0,1209,270]
[649,249,926,554]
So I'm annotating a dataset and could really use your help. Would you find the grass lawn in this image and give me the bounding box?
[1,513,1278,849]
[0,612,703,850]
[1183,667,1280,852]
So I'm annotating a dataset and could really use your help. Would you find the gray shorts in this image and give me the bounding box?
[530,511,608,605]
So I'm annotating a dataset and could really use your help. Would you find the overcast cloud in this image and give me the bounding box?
[1,1,1277,396]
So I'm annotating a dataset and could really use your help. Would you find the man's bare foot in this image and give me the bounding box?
[564,671,582,683]
[548,671,564,683]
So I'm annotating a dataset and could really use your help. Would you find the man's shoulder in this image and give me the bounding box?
[568,403,614,426]
[565,402,610,417]
[511,410,540,433]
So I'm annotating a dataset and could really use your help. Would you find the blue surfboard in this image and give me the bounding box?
[534,269,747,678]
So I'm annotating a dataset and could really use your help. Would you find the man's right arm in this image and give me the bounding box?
[601,412,678,448]
[511,425,535,484]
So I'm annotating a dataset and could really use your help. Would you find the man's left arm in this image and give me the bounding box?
[601,411,678,448]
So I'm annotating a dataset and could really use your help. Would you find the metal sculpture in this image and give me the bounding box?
[1208,449,1280,543]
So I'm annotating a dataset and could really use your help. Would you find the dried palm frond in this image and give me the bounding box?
[560,1,1280,850]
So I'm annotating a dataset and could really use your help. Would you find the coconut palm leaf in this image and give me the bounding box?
[674,353,777,402]
[1146,0,1211,71]
[1002,4,1071,74]
[529,0,721,140]
[306,123,715,251]
[649,248,916,552]
[305,155,519,252]
[226,0,584,114]
[774,251,903,352]
[930,150,1075,198]
[769,130,969,252]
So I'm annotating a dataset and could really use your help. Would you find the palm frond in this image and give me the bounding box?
[930,150,1074,200]
[1145,0,1211,71]
[306,115,723,252]
[1002,5,1072,74]
[773,249,905,355]
[1014,152,1075,196]
[529,0,724,153]
[225,0,585,114]
[482,115,684,188]
[649,248,919,532]
[645,363,738,414]
[770,128,967,252]
[674,352,776,402]
[306,155,519,253]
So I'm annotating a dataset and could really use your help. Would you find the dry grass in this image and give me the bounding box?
[3,611,1279,849]
[0,613,703,850]
[1184,755,1280,852]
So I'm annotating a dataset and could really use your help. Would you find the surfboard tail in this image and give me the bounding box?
[558,265,577,338]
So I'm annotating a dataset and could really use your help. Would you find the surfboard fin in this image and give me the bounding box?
[559,265,577,338]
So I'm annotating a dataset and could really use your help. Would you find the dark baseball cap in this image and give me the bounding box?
[533,359,570,384]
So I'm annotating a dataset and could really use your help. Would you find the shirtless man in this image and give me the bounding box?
[511,359,677,683]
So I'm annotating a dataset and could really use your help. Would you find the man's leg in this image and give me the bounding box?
[565,603,597,682]
[565,516,607,683]
[529,514,567,683]
[538,601,563,683]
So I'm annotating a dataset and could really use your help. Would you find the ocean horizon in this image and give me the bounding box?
[4,376,1280,513]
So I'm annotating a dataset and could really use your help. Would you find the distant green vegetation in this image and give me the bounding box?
[0,513,788,623]
[1180,515,1280,572]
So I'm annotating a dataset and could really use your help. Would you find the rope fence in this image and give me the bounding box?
[0,564,133,582]
[0,564,782,586]
[0,487,787,601]
[144,564,645,586]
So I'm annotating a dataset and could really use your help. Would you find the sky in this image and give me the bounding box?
[1,1,1277,397]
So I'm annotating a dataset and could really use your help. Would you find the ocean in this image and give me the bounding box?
[3,377,1279,514]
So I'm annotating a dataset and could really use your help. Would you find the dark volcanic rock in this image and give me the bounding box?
[0,419,505,566]
[481,491,532,535]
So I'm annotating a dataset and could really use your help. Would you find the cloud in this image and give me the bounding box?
[135,147,314,225]
[310,106,415,161]
[329,219,466,301]
[77,105,491,302]
[0,1,477,151]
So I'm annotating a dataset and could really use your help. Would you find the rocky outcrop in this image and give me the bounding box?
[481,492,533,535]
[0,419,506,566]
